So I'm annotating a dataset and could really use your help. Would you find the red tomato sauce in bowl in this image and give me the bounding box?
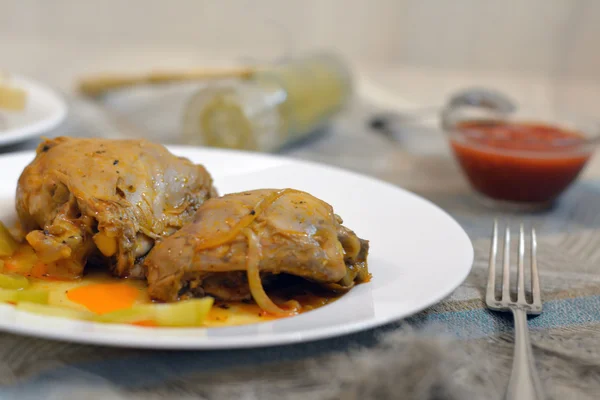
[449,120,594,206]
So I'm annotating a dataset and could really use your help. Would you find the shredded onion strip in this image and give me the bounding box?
[195,189,300,251]
[243,227,295,317]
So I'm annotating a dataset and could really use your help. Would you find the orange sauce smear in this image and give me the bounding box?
[132,320,158,327]
[66,283,140,314]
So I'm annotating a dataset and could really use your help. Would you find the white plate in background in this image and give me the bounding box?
[0,75,67,146]
[0,147,473,349]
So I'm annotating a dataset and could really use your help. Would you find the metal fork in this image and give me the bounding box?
[486,221,545,400]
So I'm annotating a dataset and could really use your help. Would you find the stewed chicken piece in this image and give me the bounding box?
[144,189,369,315]
[16,137,216,279]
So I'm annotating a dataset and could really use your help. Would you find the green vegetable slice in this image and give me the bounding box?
[153,298,214,327]
[11,295,214,327]
[95,298,214,327]
[16,302,93,320]
[0,288,16,302]
[0,273,29,290]
[15,289,49,304]
[94,305,155,324]
[0,222,18,257]
[0,288,48,304]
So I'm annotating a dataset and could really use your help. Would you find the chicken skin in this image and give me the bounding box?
[16,137,216,279]
[144,189,369,314]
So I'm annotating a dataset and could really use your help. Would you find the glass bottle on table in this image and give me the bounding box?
[181,52,353,152]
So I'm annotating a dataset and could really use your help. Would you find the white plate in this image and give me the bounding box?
[0,75,67,146]
[0,147,473,349]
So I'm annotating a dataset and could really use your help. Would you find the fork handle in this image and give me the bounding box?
[505,308,545,400]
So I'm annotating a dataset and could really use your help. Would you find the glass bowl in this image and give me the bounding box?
[441,94,600,211]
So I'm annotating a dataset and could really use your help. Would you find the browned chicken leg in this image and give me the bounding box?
[144,189,369,315]
[16,137,216,279]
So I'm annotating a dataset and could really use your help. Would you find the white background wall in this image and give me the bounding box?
[1,0,598,92]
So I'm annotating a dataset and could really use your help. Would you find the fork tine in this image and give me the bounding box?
[531,227,542,306]
[517,224,526,303]
[502,225,511,302]
[486,220,498,303]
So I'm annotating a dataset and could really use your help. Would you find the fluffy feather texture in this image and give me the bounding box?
[2,324,600,400]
